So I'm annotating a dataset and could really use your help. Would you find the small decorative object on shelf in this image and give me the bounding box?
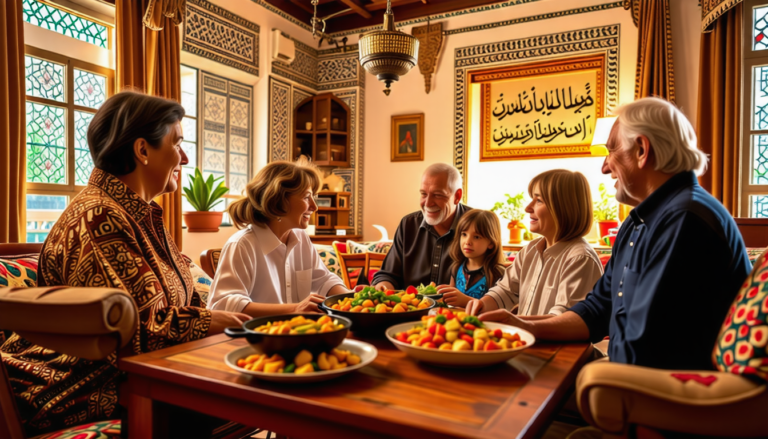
[491,192,528,244]
[182,168,229,233]
[305,121,312,130]
[312,191,353,236]
[594,183,619,238]
[316,196,332,207]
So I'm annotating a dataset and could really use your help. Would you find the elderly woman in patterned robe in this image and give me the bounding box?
[0,91,250,436]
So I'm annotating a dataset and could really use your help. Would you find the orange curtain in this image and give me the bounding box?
[0,0,26,243]
[696,4,742,214]
[627,0,676,101]
[116,0,184,250]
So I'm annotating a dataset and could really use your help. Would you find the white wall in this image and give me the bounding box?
[362,0,702,241]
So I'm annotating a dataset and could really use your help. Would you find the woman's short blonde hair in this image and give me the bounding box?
[228,156,321,228]
[528,169,593,242]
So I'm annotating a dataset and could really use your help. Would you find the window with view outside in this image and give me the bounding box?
[742,1,768,217]
[26,195,68,243]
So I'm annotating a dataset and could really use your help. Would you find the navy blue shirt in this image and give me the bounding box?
[570,172,751,370]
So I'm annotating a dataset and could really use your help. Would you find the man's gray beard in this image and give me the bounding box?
[423,209,444,226]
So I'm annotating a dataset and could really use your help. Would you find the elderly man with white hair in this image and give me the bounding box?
[470,97,751,371]
[372,163,472,290]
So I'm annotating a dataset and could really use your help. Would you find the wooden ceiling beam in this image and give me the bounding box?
[289,0,315,14]
[339,0,372,18]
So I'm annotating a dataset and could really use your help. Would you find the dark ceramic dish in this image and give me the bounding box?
[319,293,436,334]
[224,313,352,358]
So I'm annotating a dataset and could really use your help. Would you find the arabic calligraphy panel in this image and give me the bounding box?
[474,55,605,161]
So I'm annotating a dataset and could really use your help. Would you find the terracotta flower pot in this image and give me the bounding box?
[598,220,619,238]
[507,220,524,244]
[183,211,223,233]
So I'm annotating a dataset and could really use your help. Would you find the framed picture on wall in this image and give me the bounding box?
[391,113,424,162]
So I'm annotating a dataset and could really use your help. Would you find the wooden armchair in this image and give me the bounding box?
[332,242,367,289]
[0,287,137,439]
[735,218,768,247]
[200,248,222,278]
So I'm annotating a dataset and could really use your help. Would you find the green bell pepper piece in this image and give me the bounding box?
[284,364,296,373]
[435,314,447,324]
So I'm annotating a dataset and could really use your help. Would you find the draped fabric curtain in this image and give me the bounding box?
[696,4,742,214]
[116,0,184,250]
[0,0,26,243]
[626,0,676,101]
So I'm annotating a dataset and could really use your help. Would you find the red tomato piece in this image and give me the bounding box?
[463,323,476,331]
[396,332,408,343]
[422,342,437,349]
[434,324,446,336]
[460,334,474,344]
[385,290,396,296]
[406,285,418,295]
[493,329,503,339]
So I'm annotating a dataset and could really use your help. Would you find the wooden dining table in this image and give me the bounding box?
[119,333,593,439]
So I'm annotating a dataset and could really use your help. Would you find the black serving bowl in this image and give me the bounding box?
[224,313,352,359]
[319,293,436,334]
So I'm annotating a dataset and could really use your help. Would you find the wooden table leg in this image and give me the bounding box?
[124,391,168,439]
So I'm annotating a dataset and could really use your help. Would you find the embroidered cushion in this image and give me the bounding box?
[188,261,213,304]
[0,256,38,288]
[712,249,768,381]
[346,240,391,254]
[314,244,342,278]
[30,419,121,439]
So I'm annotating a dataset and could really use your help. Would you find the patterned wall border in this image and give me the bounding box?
[453,24,621,186]
[333,89,362,232]
[267,77,291,163]
[317,53,364,90]
[272,39,363,90]
[444,1,624,35]
[184,0,260,76]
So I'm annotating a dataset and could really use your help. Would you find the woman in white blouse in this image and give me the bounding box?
[466,169,603,319]
[208,158,349,316]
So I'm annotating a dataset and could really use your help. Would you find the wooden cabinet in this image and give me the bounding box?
[293,93,351,167]
[312,191,353,237]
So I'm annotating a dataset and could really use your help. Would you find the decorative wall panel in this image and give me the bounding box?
[184,0,260,76]
[201,71,253,198]
[453,24,621,188]
[268,77,291,163]
[272,40,318,89]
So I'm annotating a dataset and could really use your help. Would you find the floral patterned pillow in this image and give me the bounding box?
[314,244,342,278]
[346,240,391,254]
[0,256,38,288]
[712,249,768,381]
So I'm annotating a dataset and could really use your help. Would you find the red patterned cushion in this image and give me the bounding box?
[30,419,120,439]
[712,249,768,381]
[0,256,38,288]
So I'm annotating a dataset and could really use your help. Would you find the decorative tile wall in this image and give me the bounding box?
[184,0,260,76]
[201,71,253,198]
[453,24,621,185]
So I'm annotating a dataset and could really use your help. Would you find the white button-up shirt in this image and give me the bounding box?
[208,224,345,312]
[486,237,603,316]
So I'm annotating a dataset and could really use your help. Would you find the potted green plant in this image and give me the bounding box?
[182,168,229,233]
[594,183,619,238]
[491,192,527,244]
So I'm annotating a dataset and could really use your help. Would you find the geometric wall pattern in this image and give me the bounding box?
[453,24,622,191]
[184,0,260,76]
[201,71,253,199]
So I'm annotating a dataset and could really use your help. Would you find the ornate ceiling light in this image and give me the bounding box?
[359,0,419,96]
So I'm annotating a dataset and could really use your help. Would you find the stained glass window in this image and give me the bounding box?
[26,102,66,184]
[752,195,768,218]
[755,6,768,50]
[753,66,768,129]
[22,0,108,49]
[25,55,64,102]
[75,111,95,185]
[73,69,106,109]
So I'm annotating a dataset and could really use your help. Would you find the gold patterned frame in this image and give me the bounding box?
[391,113,425,162]
[473,54,606,161]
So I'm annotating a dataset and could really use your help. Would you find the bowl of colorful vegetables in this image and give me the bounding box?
[319,285,436,333]
[385,308,535,367]
[224,314,352,358]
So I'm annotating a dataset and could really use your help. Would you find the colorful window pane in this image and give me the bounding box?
[753,66,768,130]
[22,0,108,49]
[755,6,768,50]
[75,111,95,185]
[26,102,66,184]
[26,194,67,243]
[25,55,64,102]
[74,69,106,109]
[752,195,768,218]
[754,135,768,184]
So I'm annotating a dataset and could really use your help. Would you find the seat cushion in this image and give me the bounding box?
[30,419,121,439]
[0,256,38,288]
[712,249,768,381]
[188,261,213,304]
[346,240,391,254]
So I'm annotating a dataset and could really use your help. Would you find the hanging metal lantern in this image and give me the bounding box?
[358,0,419,96]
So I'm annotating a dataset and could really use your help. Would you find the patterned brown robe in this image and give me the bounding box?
[1,168,212,435]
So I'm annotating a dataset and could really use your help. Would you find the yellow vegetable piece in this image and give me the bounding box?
[374,304,388,313]
[498,338,510,349]
[269,326,280,334]
[252,356,268,372]
[346,354,360,365]
[452,339,471,351]
[445,319,461,332]
[327,354,339,368]
[406,333,420,343]
[360,308,370,313]
[351,305,363,312]
[295,363,315,374]
[277,368,284,373]
[244,354,261,364]
[392,304,406,313]
[278,324,292,334]
[332,349,348,362]
[438,343,452,350]
[317,315,332,325]
[294,350,312,368]
[411,298,420,306]
[473,338,485,351]
[317,352,331,370]
[473,329,488,340]
[362,299,374,308]
[263,360,285,373]
[304,328,317,334]
[333,362,348,370]
[445,330,459,342]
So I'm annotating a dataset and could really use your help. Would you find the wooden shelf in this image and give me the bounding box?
[311,191,352,234]
[293,93,351,167]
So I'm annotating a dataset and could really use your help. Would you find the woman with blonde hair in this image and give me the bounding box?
[466,169,603,318]
[209,157,349,316]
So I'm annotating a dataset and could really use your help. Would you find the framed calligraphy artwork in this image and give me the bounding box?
[391,113,425,162]
[472,54,605,161]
